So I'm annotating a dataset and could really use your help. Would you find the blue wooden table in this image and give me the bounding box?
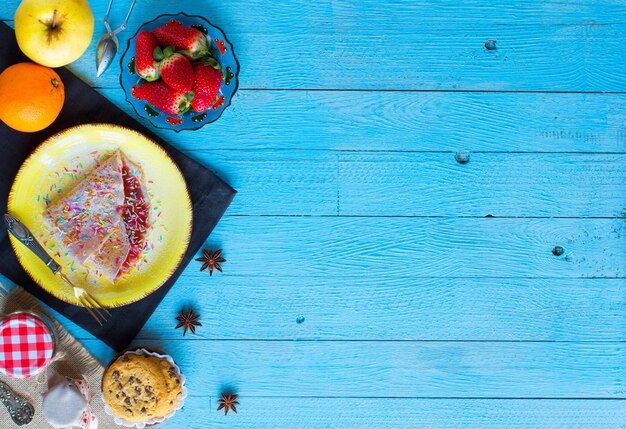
[2,1,626,427]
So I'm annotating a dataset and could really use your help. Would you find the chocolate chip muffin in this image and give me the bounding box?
[102,349,182,423]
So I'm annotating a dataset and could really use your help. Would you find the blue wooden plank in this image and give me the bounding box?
[170,91,626,152]
[129,277,626,342]
[163,397,626,429]
[336,152,626,217]
[81,338,626,398]
[180,150,626,217]
[5,1,626,91]
[202,217,625,278]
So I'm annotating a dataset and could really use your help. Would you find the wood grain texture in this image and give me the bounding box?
[83,339,626,398]
[190,150,626,217]
[336,152,626,218]
[160,397,626,429]
[203,217,625,278]
[5,1,626,92]
[165,91,626,153]
[127,277,626,342]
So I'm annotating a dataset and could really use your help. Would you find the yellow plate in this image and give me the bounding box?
[8,124,192,307]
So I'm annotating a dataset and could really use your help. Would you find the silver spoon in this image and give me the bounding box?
[0,381,34,426]
[95,0,137,77]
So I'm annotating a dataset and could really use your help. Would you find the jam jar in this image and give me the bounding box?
[0,311,57,378]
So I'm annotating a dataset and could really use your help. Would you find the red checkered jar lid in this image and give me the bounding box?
[0,313,55,378]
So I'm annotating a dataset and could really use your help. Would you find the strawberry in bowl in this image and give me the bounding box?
[120,13,239,131]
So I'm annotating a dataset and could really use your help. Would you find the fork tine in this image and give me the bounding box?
[80,295,104,325]
[81,294,108,324]
[82,293,111,320]
[60,272,109,324]
[79,296,104,326]
[85,293,112,317]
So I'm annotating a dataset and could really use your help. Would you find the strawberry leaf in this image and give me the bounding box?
[204,57,221,70]
[163,46,176,58]
[192,55,221,70]
[153,46,164,61]
[178,96,192,115]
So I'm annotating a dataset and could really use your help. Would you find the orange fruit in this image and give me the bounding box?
[0,62,65,133]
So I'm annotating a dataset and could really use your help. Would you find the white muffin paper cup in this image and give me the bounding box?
[101,348,188,428]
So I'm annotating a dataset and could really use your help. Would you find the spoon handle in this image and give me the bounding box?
[114,0,137,34]
[104,0,137,35]
[102,0,113,34]
[0,381,34,426]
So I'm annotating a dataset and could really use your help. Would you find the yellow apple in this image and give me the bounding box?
[14,0,94,68]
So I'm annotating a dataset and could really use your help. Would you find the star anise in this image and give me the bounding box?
[175,307,202,336]
[196,248,226,276]
[217,391,239,415]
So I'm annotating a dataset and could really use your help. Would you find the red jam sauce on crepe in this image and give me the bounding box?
[118,157,151,279]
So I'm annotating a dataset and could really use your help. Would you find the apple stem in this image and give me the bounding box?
[51,10,60,29]
[38,9,65,44]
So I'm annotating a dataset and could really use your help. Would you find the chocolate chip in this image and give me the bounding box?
[121,391,126,397]
[124,397,131,405]
[108,389,112,393]
[115,394,119,399]
[141,407,147,414]
[128,376,135,384]
[133,398,138,404]
[135,386,142,393]
[136,378,142,384]
[112,370,120,381]
[169,400,173,405]
[145,386,152,394]
[152,396,157,402]
[175,379,180,385]
[118,383,123,389]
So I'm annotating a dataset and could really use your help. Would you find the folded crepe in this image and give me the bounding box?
[44,150,150,283]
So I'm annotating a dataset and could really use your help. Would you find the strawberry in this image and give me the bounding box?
[135,31,160,81]
[152,20,210,60]
[154,46,194,93]
[132,81,193,115]
[190,63,223,112]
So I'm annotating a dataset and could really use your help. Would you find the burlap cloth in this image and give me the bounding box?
[0,283,118,428]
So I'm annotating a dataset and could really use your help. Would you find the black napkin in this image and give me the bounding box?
[0,22,236,351]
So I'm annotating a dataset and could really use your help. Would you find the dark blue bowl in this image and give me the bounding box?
[120,12,239,132]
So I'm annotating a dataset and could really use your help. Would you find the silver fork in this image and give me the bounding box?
[4,214,111,326]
